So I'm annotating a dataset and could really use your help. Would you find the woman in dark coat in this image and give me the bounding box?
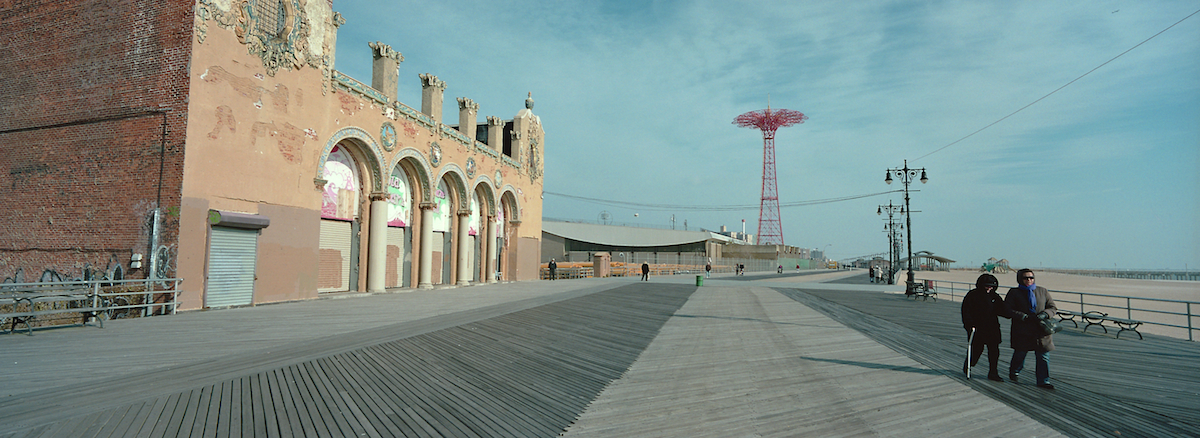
[961,273,1023,381]
[1005,268,1058,389]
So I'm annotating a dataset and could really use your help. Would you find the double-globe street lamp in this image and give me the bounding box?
[885,160,928,293]
[877,201,903,285]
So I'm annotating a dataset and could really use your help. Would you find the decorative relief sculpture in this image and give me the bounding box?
[380,122,397,151]
[419,73,446,90]
[369,41,403,62]
[429,142,442,168]
[196,0,319,76]
[528,140,541,182]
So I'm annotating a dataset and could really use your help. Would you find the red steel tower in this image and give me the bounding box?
[734,105,808,245]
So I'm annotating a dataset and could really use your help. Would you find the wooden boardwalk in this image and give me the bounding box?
[0,274,1196,437]
[560,285,1064,437]
[790,276,1200,437]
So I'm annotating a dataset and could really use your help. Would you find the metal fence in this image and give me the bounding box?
[920,278,1199,342]
[540,256,796,280]
[1,278,183,333]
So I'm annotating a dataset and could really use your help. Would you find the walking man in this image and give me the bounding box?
[641,262,650,281]
[1005,269,1058,389]
[547,259,557,281]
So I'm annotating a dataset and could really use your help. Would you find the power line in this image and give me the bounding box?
[914,7,1200,161]
[543,190,903,212]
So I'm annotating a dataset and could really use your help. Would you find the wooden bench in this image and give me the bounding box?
[905,280,937,302]
[1,292,106,335]
[1056,310,1144,340]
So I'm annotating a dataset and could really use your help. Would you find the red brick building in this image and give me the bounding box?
[1,0,546,309]
[1,0,192,284]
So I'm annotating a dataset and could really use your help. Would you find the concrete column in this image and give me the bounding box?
[484,216,499,283]
[486,215,499,283]
[418,202,435,289]
[457,98,478,142]
[369,42,403,101]
[420,74,445,124]
[456,211,472,285]
[366,192,388,293]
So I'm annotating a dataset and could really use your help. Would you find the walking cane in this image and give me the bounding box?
[966,327,976,379]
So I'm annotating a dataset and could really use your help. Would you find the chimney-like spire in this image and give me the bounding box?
[457,97,479,141]
[369,42,402,101]
[420,73,446,123]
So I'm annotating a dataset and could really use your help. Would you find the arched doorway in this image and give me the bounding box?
[318,144,362,293]
[430,179,452,285]
[385,165,414,288]
[469,191,482,283]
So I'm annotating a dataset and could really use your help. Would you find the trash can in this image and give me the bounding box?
[696,275,704,286]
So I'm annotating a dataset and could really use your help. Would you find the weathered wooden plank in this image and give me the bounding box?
[248,373,269,438]
[211,380,232,438]
[89,401,135,438]
[237,376,253,438]
[182,384,213,437]
[142,391,182,438]
[282,365,319,437]
[365,340,535,438]
[307,359,371,438]
[284,362,332,438]
[351,345,487,437]
[266,368,300,437]
[105,401,149,438]
[320,353,413,437]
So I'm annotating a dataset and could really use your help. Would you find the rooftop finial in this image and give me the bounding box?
[525,92,534,110]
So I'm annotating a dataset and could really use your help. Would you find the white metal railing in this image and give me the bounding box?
[920,278,1199,342]
[1,278,183,333]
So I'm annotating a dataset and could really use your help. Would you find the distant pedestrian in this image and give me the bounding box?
[875,266,883,283]
[777,265,783,274]
[641,262,650,281]
[548,259,557,281]
[869,266,876,283]
[795,264,800,273]
[1005,269,1058,389]
[705,262,711,278]
[962,273,1023,381]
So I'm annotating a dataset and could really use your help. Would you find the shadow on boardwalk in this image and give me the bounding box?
[777,284,1200,437]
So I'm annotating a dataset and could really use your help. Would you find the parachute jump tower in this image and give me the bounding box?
[734,103,808,246]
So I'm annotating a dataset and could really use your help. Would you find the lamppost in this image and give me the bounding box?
[885,160,928,292]
[878,201,903,285]
[822,244,832,268]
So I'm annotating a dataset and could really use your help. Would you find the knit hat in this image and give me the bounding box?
[976,273,999,288]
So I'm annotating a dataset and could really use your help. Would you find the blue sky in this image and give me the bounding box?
[334,1,1199,270]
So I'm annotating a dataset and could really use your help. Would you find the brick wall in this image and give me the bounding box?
[0,0,193,283]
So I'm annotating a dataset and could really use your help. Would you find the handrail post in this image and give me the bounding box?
[1189,302,1193,342]
[1127,297,1132,319]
